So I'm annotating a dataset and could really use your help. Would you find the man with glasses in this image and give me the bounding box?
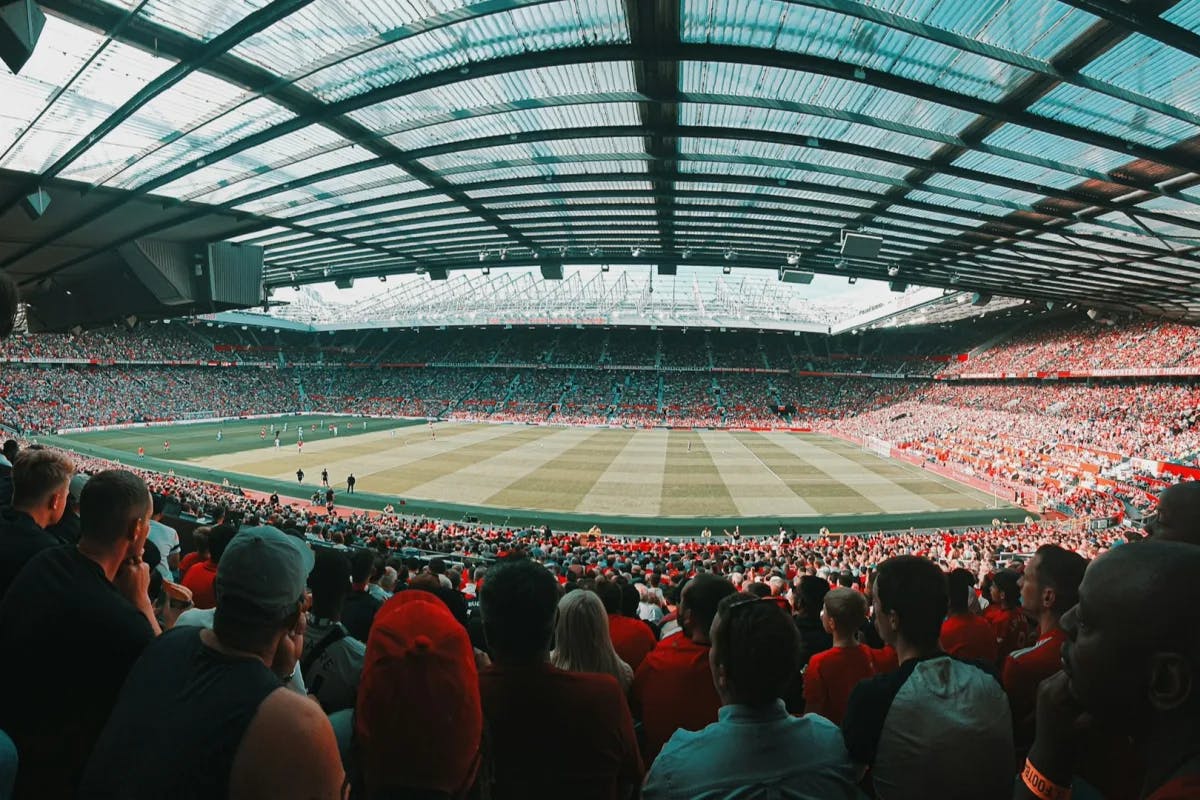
[643,593,857,799]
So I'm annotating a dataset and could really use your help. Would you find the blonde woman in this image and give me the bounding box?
[551,589,634,693]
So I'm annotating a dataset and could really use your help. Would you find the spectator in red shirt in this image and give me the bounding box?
[478,558,642,799]
[631,573,736,764]
[941,568,998,664]
[1003,545,1087,745]
[983,570,1030,664]
[177,527,208,577]
[1016,541,1200,800]
[597,577,656,671]
[181,524,235,610]
[804,588,878,725]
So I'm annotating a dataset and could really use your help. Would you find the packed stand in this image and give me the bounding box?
[4,434,1197,800]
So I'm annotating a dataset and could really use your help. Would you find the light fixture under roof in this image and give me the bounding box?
[588,246,601,257]
[724,248,737,261]
[786,253,800,266]
[478,250,488,262]
[681,248,692,259]
[887,266,900,277]
[631,246,643,257]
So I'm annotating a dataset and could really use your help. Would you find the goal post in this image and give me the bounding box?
[863,435,892,458]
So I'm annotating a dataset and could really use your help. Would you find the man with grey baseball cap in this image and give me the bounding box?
[80,526,346,800]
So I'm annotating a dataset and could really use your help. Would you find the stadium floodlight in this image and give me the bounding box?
[834,259,846,270]
[322,267,330,277]
[499,248,508,261]
[631,246,643,257]
[887,266,900,277]
[724,249,737,261]
[588,247,601,257]
[949,273,960,284]
[478,250,488,262]
[786,253,800,266]
[681,248,692,259]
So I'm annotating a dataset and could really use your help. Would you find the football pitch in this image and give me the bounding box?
[50,416,1021,533]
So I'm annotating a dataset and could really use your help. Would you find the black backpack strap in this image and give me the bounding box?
[301,623,348,677]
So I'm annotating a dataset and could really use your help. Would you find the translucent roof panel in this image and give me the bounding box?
[678,159,891,195]
[679,137,914,180]
[1079,33,1200,119]
[188,146,380,206]
[420,136,648,172]
[138,0,273,42]
[348,61,638,132]
[383,102,643,151]
[681,61,980,139]
[0,16,174,174]
[683,0,1032,102]
[231,164,416,216]
[949,149,1097,191]
[978,124,1133,175]
[440,159,650,185]
[1028,84,1200,149]
[228,0,629,104]
[152,123,353,199]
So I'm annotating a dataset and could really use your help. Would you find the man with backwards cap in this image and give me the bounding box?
[79,526,346,800]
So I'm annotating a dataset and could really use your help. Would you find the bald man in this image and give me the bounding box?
[1146,481,1200,546]
[1014,541,1200,800]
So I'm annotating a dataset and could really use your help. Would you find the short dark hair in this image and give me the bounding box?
[797,575,831,615]
[620,582,639,617]
[593,577,621,614]
[208,524,237,564]
[681,574,736,637]
[874,556,948,648]
[12,449,73,508]
[2,441,17,462]
[350,548,375,584]
[309,547,352,619]
[79,470,148,547]
[947,568,976,614]
[712,594,801,705]
[1035,545,1088,614]
[480,558,559,660]
[744,582,771,598]
[151,493,166,516]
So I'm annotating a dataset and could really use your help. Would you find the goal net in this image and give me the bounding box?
[863,435,892,458]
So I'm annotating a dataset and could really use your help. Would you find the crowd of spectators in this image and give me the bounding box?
[2,432,1198,799]
[947,317,1200,374]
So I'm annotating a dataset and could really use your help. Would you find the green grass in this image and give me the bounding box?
[60,415,424,461]
[48,419,1032,536]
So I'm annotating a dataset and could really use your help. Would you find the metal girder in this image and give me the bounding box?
[1055,0,1200,61]
[801,0,1185,298]
[246,182,1199,284]
[783,0,1200,130]
[12,33,1200,275]
[0,0,317,216]
[626,0,679,262]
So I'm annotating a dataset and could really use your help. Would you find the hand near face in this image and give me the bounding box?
[1029,669,1091,770]
[115,558,152,607]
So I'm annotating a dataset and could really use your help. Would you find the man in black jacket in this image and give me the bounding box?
[0,448,73,601]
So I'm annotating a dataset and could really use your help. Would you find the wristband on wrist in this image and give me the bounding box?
[1022,758,1071,800]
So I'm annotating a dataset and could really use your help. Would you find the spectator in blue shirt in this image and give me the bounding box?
[643,593,858,799]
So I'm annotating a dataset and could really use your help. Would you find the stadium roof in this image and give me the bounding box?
[4,0,1200,325]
